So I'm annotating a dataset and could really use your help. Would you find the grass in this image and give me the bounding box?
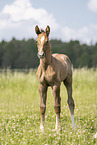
[0,68,97,145]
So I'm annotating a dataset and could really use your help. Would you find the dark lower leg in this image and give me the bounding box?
[64,79,76,127]
[39,84,47,131]
[67,97,75,115]
[67,86,76,127]
[53,85,61,130]
[54,106,61,129]
[40,106,46,130]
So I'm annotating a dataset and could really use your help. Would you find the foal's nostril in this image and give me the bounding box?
[37,52,45,59]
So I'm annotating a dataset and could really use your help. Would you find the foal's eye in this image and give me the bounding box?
[36,41,39,45]
[46,40,49,44]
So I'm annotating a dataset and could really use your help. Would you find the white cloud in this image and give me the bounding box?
[61,27,75,40]
[0,0,58,41]
[88,0,97,12]
[61,25,97,44]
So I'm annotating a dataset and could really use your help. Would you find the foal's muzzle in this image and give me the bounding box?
[37,52,45,59]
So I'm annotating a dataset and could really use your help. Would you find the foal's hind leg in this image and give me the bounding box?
[63,78,76,127]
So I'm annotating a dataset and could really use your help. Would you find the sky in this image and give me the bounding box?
[0,0,97,44]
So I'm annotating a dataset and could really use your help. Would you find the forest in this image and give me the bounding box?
[0,38,97,69]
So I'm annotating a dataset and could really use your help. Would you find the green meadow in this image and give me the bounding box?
[0,69,97,145]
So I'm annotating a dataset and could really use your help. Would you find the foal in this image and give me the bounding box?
[35,25,76,131]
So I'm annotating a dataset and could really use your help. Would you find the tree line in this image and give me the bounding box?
[0,38,97,69]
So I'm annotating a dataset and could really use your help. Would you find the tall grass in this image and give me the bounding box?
[0,68,97,144]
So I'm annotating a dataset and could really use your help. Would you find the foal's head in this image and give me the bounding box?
[35,25,50,59]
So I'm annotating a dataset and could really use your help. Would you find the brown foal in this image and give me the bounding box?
[35,25,76,132]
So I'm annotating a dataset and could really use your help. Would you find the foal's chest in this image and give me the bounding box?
[36,65,56,85]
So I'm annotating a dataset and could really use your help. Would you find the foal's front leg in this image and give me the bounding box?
[39,83,48,132]
[52,84,61,131]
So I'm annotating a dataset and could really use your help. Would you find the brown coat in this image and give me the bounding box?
[35,25,75,131]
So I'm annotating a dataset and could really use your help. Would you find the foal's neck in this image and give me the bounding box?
[40,43,52,70]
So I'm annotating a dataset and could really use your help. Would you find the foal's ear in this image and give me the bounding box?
[46,25,50,36]
[35,25,41,35]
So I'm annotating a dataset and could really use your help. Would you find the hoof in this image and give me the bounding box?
[56,128,62,134]
[55,125,62,133]
[72,123,76,129]
[40,125,44,132]
[71,115,76,129]
[94,133,97,138]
